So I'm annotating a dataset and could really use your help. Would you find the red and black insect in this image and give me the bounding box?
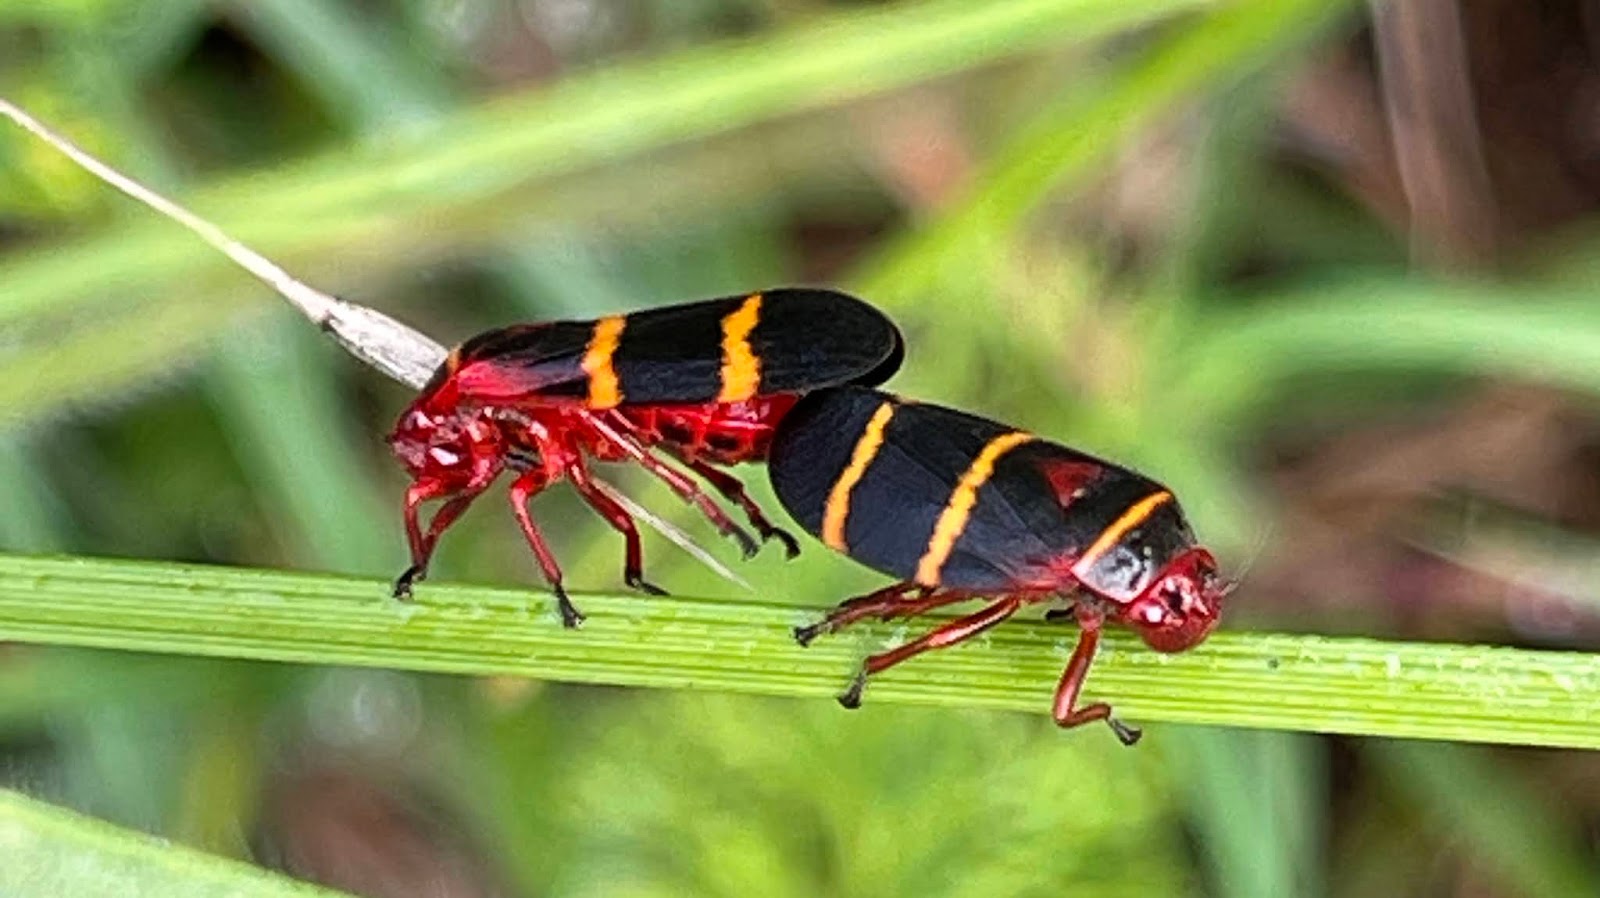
[387,289,902,627]
[769,386,1231,745]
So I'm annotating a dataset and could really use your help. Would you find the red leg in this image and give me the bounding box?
[838,597,1021,709]
[566,457,667,596]
[794,583,973,646]
[397,473,497,599]
[670,450,800,558]
[398,479,450,597]
[507,467,584,628]
[394,487,484,598]
[1053,608,1141,746]
[582,412,760,558]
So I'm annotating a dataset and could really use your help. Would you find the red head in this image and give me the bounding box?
[388,392,508,492]
[1117,547,1230,653]
[390,405,451,474]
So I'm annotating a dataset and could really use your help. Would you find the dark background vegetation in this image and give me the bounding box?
[3,0,1600,895]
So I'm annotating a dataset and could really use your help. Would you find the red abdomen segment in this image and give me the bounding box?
[618,394,799,466]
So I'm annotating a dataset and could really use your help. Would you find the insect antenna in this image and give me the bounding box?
[1222,524,1274,595]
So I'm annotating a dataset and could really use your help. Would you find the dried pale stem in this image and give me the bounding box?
[1,97,444,387]
[0,98,743,586]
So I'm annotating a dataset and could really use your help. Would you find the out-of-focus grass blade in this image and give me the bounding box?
[543,692,1188,897]
[0,438,72,553]
[1171,282,1600,426]
[1408,504,1600,617]
[0,788,349,898]
[207,315,394,575]
[121,4,211,78]
[0,0,1211,329]
[1367,741,1600,897]
[240,0,451,131]
[199,0,1209,220]
[244,0,661,328]
[1156,72,1279,299]
[0,651,231,734]
[0,294,248,424]
[1177,729,1326,898]
[170,698,264,857]
[855,0,1355,302]
[0,114,852,425]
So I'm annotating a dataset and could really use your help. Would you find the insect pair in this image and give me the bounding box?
[389,289,1230,744]
[0,102,1222,742]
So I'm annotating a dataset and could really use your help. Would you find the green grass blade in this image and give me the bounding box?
[203,0,1210,219]
[1172,281,1600,425]
[206,316,395,575]
[0,788,349,898]
[1179,729,1327,898]
[0,294,246,425]
[0,113,848,425]
[0,437,72,553]
[1,554,1596,749]
[855,0,1352,301]
[240,0,452,131]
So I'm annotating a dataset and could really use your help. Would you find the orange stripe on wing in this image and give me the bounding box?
[582,316,626,408]
[820,401,896,551]
[1073,490,1172,574]
[717,293,763,403]
[913,431,1034,586]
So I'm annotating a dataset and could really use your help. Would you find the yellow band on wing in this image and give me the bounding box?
[821,401,896,551]
[913,431,1034,586]
[717,293,763,403]
[583,316,626,408]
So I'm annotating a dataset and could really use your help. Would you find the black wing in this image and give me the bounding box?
[441,289,901,407]
[611,288,902,402]
[769,387,1066,590]
[439,321,594,401]
[770,387,1185,593]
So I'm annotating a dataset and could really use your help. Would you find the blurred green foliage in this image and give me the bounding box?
[0,787,345,897]
[3,1,1599,897]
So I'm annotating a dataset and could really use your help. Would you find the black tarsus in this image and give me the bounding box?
[392,565,424,600]
[1108,717,1143,747]
[554,582,585,629]
[626,572,669,596]
[837,669,867,709]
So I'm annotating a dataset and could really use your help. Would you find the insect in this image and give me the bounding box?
[388,289,903,627]
[769,386,1232,744]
